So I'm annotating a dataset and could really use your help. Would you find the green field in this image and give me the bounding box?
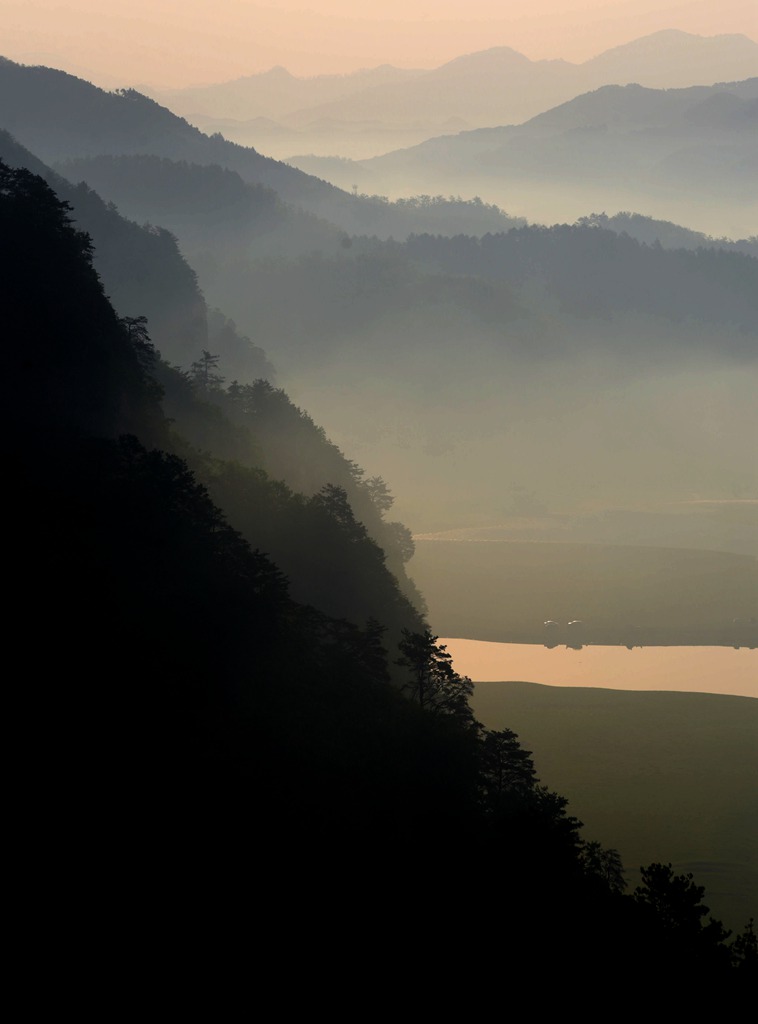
[472,680,758,933]
[410,539,758,645]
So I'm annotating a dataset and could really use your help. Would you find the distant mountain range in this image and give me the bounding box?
[145,31,758,159]
[290,78,758,236]
[1,52,755,531]
[3,48,756,236]
[0,57,530,240]
[361,78,758,186]
[3,51,754,244]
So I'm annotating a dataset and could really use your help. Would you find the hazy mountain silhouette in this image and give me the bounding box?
[145,31,758,159]
[0,57,339,208]
[320,78,758,235]
[581,29,758,88]
[362,79,758,186]
[0,57,524,238]
[55,153,526,262]
[0,130,271,380]
[54,153,342,263]
[3,57,755,544]
[151,63,424,122]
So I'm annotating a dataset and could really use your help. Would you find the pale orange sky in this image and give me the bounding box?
[1,1,756,87]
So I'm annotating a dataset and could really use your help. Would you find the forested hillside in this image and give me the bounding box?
[2,153,465,887]
[576,212,757,257]
[5,61,753,532]
[0,57,524,239]
[0,57,337,205]
[5,155,754,976]
[0,129,270,379]
[192,226,756,528]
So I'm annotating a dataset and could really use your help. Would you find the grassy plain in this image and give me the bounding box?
[472,681,758,934]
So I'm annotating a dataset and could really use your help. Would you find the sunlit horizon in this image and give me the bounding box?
[1,1,755,87]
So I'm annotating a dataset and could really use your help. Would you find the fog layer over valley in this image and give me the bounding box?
[292,77,758,238]
[3,22,758,972]
[4,53,753,549]
[198,233,758,537]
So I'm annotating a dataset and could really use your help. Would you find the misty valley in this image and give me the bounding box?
[2,24,756,979]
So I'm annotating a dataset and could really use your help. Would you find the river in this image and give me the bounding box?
[441,639,757,698]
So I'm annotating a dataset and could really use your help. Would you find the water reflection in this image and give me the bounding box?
[441,638,758,698]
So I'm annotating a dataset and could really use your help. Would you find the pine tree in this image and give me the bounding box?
[396,630,474,726]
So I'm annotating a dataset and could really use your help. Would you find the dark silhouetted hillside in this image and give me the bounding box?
[0,129,271,379]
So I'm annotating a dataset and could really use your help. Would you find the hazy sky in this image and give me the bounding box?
[2,1,756,86]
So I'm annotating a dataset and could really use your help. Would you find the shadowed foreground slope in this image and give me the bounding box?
[5,156,755,980]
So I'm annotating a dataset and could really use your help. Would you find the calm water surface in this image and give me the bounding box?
[441,639,757,698]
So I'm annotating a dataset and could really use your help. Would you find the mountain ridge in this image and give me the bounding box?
[141,30,758,159]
